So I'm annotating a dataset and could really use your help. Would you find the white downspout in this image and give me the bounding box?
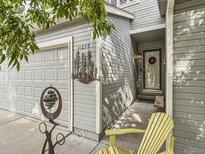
[166,0,174,116]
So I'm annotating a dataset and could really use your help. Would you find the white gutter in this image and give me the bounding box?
[166,0,174,116]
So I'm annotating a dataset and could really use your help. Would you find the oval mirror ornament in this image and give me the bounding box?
[40,86,62,120]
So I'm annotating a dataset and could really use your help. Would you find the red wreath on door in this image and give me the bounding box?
[148,56,156,64]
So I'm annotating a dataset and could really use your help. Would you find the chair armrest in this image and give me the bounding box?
[158,152,168,154]
[105,128,145,146]
[105,128,146,136]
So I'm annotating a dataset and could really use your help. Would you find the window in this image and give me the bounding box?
[119,0,128,5]
[106,0,117,6]
[118,0,140,7]
[106,0,140,7]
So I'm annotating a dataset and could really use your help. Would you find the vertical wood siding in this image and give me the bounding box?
[101,15,137,129]
[119,0,165,30]
[173,1,205,153]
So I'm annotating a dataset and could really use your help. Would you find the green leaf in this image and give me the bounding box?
[8,54,15,67]
[16,62,20,71]
[0,55,5,64]
[24,55,28,62]
[0,0,113,71]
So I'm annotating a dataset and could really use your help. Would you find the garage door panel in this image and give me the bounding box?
[24,70,33,80]
[57,68,69,80]
[58,109,69,121]
[24,102,33,113]
[44,50,55,61]
[16,86,24,95]
[57,48,68,60]
[33,51,44,63]
[33,69,43,80]
[57,88,69,101]
[0,84,8,93]
[15,100,24,111]
[44,68,55,81]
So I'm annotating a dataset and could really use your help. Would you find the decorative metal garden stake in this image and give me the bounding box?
[73,44,97,84]
[39,85,68,154]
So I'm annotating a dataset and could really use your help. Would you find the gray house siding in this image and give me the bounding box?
[0,20,97,134]
[173,1,205,153]
[101,15,136,129]
[119,0,165,31]
[36,21,97,133]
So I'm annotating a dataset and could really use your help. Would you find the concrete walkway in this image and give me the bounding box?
[0,110,102,154]
[0,101,155,154]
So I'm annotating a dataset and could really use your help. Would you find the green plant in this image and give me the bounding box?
[43,89,58,111]
[0,0,114,71]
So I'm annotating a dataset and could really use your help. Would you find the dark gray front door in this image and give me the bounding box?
[143,49,161,90]
[138,49,163,100]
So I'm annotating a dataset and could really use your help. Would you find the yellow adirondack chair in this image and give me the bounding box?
[96,112,175,154]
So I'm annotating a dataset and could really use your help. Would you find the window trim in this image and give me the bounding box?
[117,0,140,8]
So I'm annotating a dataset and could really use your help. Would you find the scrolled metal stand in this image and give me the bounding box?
[39,86,71,154]
[39,120,68,154]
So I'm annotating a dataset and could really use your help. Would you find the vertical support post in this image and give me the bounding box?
[96,37,103,134]
[166,0,174,116]
[166,0,175,152]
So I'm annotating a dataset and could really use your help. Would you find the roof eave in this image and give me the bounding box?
[105,4,135,20]
[33,4,134,32]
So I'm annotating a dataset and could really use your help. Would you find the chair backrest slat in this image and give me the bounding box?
[138,112,174,154]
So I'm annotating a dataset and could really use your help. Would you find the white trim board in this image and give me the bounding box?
[166,0,174,116]
[165,0,174,150]
[95,37,103,134]
[130,23,166,34]
[38,37,72,50]
[38,36,73,132]
[69,37,74,132]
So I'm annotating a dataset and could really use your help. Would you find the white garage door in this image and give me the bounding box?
[0,46,71,129]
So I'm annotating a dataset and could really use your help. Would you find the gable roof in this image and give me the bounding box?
[33,4,134,32]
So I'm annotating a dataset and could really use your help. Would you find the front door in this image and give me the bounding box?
[143,49,161,90]
[138,49,163,100]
